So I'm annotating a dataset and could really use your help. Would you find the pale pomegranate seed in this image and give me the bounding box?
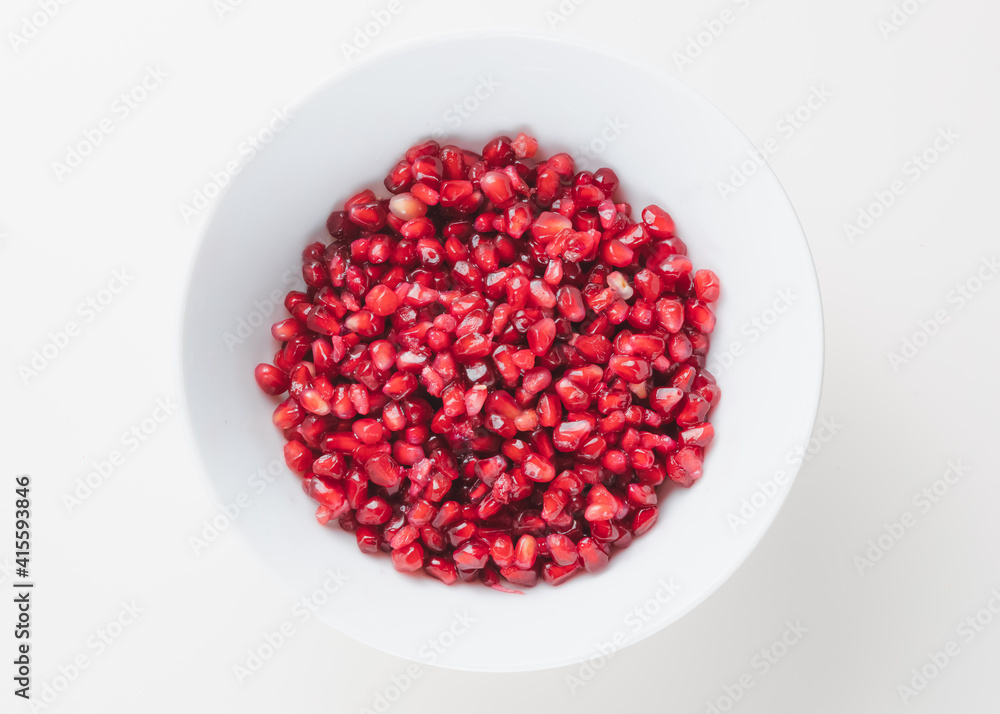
[513,534,538,569]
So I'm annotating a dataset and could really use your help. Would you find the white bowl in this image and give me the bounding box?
[180,31,823,672]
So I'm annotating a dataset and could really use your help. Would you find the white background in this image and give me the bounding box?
[2,0,999,712]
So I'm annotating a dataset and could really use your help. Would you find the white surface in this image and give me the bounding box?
[2,0,998,711]
[181,32,822,671]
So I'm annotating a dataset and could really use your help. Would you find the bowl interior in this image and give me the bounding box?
[181,32,823,671]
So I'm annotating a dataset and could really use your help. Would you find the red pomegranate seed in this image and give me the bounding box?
[511,132,538,159]
[453,539,489,570]
[255,363,290,395]
[641,204,675,237]
[425,556,458,584]
[667,447,704,487]
[284,441,312,474]
[480,171,515,208]
[365,454,402,488]
[585,485,617,521]
[541,560,581,585]
[364,284,399,316]
[501,565,538,587]
[352,418,384,445]
[273,397,304,429]
[577,537,609,572]
[490,534,515,567]
[522,453,556,483]
[546,534,578,566]
[356,526,379,553]
[608,355,652,383]
[527,318,556,356]
[299,388,331,416]
[356,496,391,525]
[631,507,658,536]
[694,269,720,302]
[685,300,716,333]
[482,136,514,167]
[513,534,538,569]
[392,542,424,572]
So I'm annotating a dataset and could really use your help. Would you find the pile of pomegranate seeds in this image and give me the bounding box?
[254,133,721,590]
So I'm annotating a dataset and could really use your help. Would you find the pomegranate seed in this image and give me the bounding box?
[284,441,312,474]
[365,454,402,488]
[425,556,458,584]
[514,534,538,569]
[392,542,424,572]
[667,447,704,487]
[272,398,304,429]
[585,485,616,521]
[480,171,515,208]
[541,560,581,585]
[482,136,514,167]
[694,269,720,302]
[522,453,556,482]
[453,539,489,570]
[501,565,539,587]
[641,204,676,237]
[364,284,399,317]
[356,526,379,553]
[490,534,516,568]
[255,363,290,395]
[685,300,716,333]
[351,418,384,445]
[511,132,538,159]
[546,533,578,566]
[356,496,391,525]
[608,355,652,383]
[527,318,556,356]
